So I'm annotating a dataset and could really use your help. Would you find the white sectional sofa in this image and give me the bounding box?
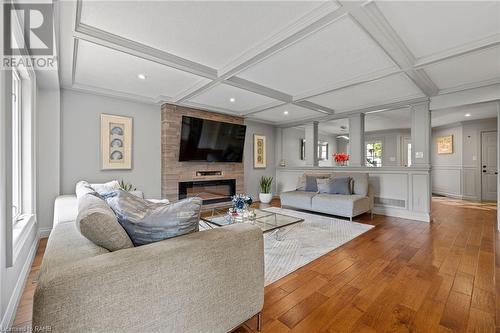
[280,172,374,221]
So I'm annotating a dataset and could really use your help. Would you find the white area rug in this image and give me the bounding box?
[260,207,374,285]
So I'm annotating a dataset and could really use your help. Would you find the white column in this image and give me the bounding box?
[410,102,431,167]
[348,114,365,166]
[274,127,283,167]
[305,122,319,167]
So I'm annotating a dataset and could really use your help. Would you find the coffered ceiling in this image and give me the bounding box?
[58,0,500,125]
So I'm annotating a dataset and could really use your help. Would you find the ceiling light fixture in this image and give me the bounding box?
[283,110,289,115]
[465,113,471,117]
[229,97,236,103]
[138,74,147,80]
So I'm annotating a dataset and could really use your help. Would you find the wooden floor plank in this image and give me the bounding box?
[13,197,500,333]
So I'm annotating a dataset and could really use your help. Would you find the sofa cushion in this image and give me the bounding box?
[280,190,316,210]
[312,193,370,217]
[76,193,134,251]
[105,190,202,246]
[327,177,352,195]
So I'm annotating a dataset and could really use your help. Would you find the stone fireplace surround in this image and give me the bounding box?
[161,103,245,208]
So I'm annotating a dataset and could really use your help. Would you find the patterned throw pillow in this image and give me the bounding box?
[105,190,202,246]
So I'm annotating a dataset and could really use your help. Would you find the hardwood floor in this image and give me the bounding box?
[13,197,499,332]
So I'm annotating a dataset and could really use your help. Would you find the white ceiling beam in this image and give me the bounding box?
[225,77,292,102]
[415,33,500,68]
[346,1,439,97]
[293,101,335,114]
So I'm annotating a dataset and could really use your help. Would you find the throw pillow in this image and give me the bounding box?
[91,180,121,195]
[328,177,352,195]
[75,180,96,198]
[76,193,134,251]
[105,190,202,246]
[317,177,331,193]
[304,175,318,192]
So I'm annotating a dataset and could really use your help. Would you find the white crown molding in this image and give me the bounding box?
[65,83,160,105]
[437,77,500,96]
[415,33,500,68]
[347,1,439,97]
[177,100,243,117]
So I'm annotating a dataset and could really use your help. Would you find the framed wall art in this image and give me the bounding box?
[436,135,453,154]
[101,114,133,170]
[254,134,266,168]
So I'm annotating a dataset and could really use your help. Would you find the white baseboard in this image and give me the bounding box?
[38,227,51,238]
[373,206,430,222]
[0,236,39,330]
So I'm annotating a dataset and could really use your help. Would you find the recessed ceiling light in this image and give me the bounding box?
[138,74,147,80]
[229,97,236,103]
[465,113,471,117]
[283,110,289,115]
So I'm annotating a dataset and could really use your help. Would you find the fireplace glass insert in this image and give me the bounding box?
[178,179,236,205]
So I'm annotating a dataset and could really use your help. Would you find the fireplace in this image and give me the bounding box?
[178,179,236,205]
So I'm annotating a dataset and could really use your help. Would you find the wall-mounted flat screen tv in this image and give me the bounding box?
[179,116,247,162]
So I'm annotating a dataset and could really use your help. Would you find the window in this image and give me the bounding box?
[318,141,328,161]
[12,69,22,222]
[366,141,382,167]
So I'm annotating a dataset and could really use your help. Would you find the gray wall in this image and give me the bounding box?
[60,90,161,198]
[244,120,276,198]
[281,127,337,167]
[37,88,61,232]
[431,118,497,199]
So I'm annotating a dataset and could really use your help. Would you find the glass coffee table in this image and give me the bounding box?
[201,207,303,239]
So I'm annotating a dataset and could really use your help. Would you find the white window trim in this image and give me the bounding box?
[12,68,23,223]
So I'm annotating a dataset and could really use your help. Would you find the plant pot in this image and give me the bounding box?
[259,193,273,204]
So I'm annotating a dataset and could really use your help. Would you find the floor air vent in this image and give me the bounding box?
[375,197,406,208]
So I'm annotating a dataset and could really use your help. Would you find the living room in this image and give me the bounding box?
[1,1,500,332]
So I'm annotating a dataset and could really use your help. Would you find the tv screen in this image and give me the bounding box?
[179,116,247,162]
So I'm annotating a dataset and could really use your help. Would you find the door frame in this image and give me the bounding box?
[480,130,498,201]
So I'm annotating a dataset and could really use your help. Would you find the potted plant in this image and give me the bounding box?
[259,176,273,204]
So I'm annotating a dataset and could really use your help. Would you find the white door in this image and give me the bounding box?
[481,131,497,201]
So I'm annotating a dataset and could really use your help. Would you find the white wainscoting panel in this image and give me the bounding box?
[431,166,462,197]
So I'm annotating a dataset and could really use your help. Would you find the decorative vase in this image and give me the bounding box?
[259,193,272,204]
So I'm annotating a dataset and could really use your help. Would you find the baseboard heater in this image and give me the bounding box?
[374,197,406,208]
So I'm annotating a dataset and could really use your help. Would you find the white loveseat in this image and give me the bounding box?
[280,172,374,221]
